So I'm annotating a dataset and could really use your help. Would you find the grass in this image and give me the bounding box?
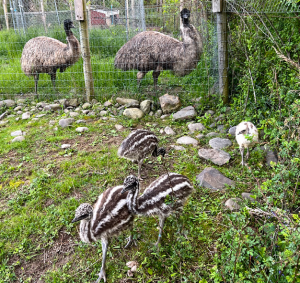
[0,98,283,282]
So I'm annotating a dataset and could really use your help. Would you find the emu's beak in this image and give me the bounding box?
[70,23,75,28]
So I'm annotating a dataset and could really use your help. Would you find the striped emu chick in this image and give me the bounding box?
[121,173,194,246]
[114,8,202,90]
[118,129,166,180]
[71,185,135,283]
[21,19,80,94]
[235,121,259,166]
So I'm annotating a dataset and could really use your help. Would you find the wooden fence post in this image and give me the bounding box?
[3,0,10,30]
[74,0,95,102]
[213,0,229,104]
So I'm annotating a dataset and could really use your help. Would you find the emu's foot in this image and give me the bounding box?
[124,238,137,249]
[95,269,106,283]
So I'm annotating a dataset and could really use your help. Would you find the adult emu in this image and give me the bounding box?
[21,19,80,94]
[114,8,202,90]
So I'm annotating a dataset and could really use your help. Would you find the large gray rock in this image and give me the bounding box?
[188,122,206,133]
[82,103,91,109]
[11,130,25,137]
[115,124,124,131]
[164,126,176,135]
[173,106,196,121]
[196,167,235,191]
[198,148,231,166]
[228,126,237,135]
[209,138,232,149]
[159,93,181,114]
[69,112,79,118]
[59,118,75,128]
[170,145,185,151]
[123,108,144,119]
[14,106,22,111]
[0,99,16,107]
[126,101,140,108]
[140,100,152,114]
[103,101,113,107]
[68,98,80,107]
[12,136,25,142]
[22,112,30,120]
[48,104,61,111]
[116,97,139,106]
[176,136,198,146]
[225,198,242,211]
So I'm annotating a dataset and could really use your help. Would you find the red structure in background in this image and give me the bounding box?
[90,7,119,27]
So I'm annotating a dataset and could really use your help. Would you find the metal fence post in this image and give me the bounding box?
[75,0,95,102]
[213,0,229,104]
[3,0,10,30]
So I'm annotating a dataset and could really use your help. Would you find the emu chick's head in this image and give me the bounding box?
[72,203,93,223]
[181,8,190,25]
[64,19,75,31]
[121,175,139,194]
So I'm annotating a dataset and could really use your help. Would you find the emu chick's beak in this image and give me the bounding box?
[71,217,78,223]
[121,187,128,194]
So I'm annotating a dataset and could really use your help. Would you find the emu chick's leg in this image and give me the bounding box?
[155,215,166,247]
[95,238,109,283]
[124,229,133,249]
[34,74,39,95]
[138,159,144,180]
[50,72,57,91]
[137,71,146,88]
[240,147,245,166]
[246,147,250,160]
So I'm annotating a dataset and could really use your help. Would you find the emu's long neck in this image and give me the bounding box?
[126,186,140,215]
[65,29,80,55]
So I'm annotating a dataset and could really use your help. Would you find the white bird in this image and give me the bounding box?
[121,173,194,246]
[71,185,135,283]
[235,121,259,166]
[118,129,166,180]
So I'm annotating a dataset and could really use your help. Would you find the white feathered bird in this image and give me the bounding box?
[235,122,259,166]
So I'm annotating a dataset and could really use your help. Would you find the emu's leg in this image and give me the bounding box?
[124,228,134,249]
[155,215,166,247]
[34,74,39,95]
[240,147,245,166]
[95,238,109,283]
[152,70,161,92]
[137,71,146,88]
[50,72,57,91]
[246,147,250,160]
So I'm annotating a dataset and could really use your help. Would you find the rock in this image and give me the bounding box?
[164,126,175,135]
[228,126,236,135]
[61,144,71,149]
[70,112,79,118]
[205,110,215,116]
[209,138,232,149]
[76,120,86,124]
[0,99,16,107]
[48,104,61,111]
[198,148,231,166]
[115,124,124,131]
[265,147,278,166]
[11,130,25,137]
[100,110,107,117]
[102,117,108,121]
[82,110,89,114]
[140,100,152,114]
[149,111,154,116]
[36,114,46,118]
[7,115,16,118]
[68,98,80,107]
[173,106,196,121]
[160,114,169,119]
[126,101,140,108]
[91,99,98,104]
[215,114,224,121]
[103,101,113,107]
[206,132,219,137]
[17,111,23,115]
[196,134,205,139]
[176,136,198,146]
[49,120,56,126]
[75,107,81,112]
[32,118,39,121]
[14,106,22,111]
[0,120,8,126]
[76,127,89,133]
[116,98,139,106]
[160,128,164,134]
[15,118,20,121]
[170,145,185,151]
[209,122,216,128]
[82,103,91,109]
[155,110,162,118]
[188,122,206,133]
[159,93,181,114]
[59,118,74,128]
[64,109,69,114]
[225,198,242,211]
[123,108,144,119]
[196,167,235,191]
[17,99,26,105]
[87,111,96,116]
[12,136,25,142]
[241,192,256,202]
[22,112,30,120]
[36,102,47,108]
[217,125,226,133]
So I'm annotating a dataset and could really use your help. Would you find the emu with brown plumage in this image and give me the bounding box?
[114,8,202,90]
[72,185,135,283]
[121,173,194,246]
[21,19,80,94]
